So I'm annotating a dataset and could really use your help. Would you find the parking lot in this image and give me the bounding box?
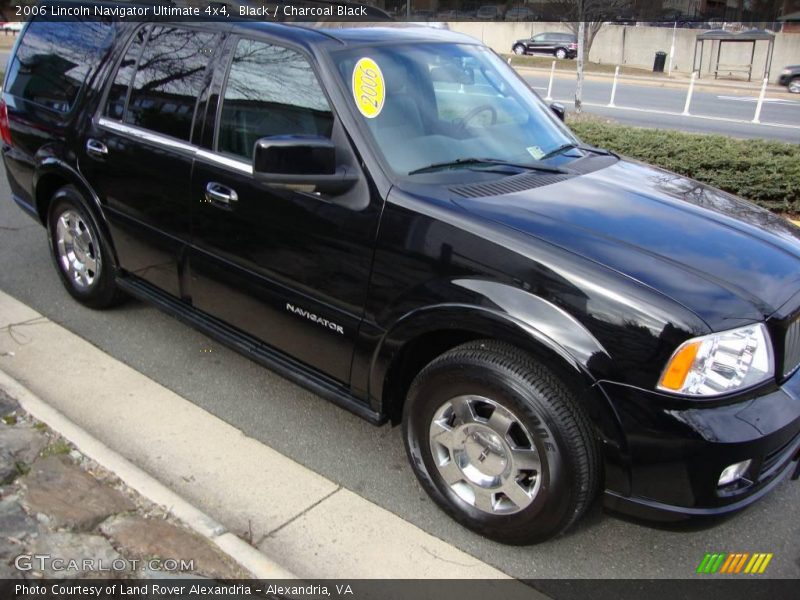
[1,168,798,579]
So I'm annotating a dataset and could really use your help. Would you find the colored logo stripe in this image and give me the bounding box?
[698,552,773,574]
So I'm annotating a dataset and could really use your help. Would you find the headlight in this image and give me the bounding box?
[657,323,773,397]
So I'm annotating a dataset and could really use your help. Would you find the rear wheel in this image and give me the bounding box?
[513,44,525,56]
[403,340,600,544]
[47,186,124,309]
[555,48,568,60]
[789,78,800,94]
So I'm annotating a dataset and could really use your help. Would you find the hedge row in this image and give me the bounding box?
[567,119,800,213]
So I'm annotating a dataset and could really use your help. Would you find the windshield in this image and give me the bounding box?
[331,42,577,177]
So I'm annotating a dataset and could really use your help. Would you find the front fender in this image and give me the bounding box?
[369,279,613,401]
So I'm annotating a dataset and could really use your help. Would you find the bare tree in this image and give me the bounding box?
[553,0,631,113]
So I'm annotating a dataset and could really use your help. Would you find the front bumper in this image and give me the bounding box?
[778,74,793,86]
[599,370,800,521]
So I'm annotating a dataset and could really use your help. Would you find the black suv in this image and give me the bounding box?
[3,7,800,545]
[512,32,578,59]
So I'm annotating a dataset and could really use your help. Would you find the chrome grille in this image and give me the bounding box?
[783,318,800,378]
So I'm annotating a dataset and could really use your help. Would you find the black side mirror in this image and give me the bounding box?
[550,103,566,122]
[252,136,358,195]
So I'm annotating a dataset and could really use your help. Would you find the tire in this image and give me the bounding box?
[513,44,525,56]
[789,78,800,94]
[47,186,125,309]
[403,340,600,545]
[555,48,568,60]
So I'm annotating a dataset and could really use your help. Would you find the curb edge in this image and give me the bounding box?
[0,368,297,580]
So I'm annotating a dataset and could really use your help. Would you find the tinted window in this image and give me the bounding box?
[105,26,148,120]
[217,39,333,160]
[6,18,114,113]
[125,26,215,141]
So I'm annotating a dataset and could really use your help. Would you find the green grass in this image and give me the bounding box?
[504,54,662,77]
[567,114,800,213]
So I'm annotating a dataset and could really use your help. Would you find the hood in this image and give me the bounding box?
[453,159,800,328]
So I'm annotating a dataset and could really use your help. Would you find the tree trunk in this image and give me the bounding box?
[575,20,586,114]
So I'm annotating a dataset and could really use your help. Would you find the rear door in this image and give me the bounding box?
[80,24,221,297]
[188,36,381,384]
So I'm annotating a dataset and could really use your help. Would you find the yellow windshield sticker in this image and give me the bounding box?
[352,58,385,119]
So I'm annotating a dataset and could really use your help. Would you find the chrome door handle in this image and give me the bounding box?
[205,182,238,208]
[86,138,108,158]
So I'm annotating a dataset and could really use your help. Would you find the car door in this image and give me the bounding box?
[80,24,220,298]
[188,36,381,385]
[526,34,546,53]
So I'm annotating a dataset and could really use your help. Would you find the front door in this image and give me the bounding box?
[188,37,381,385]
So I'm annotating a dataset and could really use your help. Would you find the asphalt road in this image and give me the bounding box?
[1,170,798,579]
[523,73,800,143]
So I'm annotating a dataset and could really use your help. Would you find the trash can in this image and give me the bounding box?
[653,51,667,73]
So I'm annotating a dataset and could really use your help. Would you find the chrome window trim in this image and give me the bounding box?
[96,117,253,175]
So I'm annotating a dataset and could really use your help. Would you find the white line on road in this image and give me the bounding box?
[717,95,800,105]
[551,98,800,131]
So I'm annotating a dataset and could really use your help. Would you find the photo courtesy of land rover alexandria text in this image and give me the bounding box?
[3,5,799,544]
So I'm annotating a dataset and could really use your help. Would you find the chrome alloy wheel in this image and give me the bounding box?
[55,210,100,290]
[429,395,542,515]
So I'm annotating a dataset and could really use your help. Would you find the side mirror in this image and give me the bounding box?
[252,136,358,195]
[550,103,566,122]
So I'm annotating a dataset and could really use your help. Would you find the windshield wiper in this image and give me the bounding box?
[540,143,616,160]
[408,158,568,176]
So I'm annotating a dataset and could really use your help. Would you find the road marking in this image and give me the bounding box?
[552,98,800,130]
[717,95,800,105]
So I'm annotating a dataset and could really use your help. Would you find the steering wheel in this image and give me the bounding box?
[455,104,497,133]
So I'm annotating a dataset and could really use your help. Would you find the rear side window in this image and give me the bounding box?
[5,18,114,113]
[107,26,216,141]
[217,39,333,160]
[104,26,148,120]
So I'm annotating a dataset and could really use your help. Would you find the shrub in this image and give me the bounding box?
[567,119,800,213]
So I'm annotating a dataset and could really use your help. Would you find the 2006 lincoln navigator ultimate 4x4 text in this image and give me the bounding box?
[3,8,800,544]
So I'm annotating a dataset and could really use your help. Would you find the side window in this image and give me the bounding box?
[6,18,114,113]
[531,34,545,42]
[217,39,334,160]
[105,26,148,120]
[125,26,215,141]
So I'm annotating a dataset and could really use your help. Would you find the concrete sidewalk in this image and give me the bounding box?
[0,289,510,579]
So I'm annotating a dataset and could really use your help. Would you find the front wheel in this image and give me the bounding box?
[555,48,568,60]
[513,45,525,56]
[789,78,800,94]
[47,186,125,309]
[403,340,600,545]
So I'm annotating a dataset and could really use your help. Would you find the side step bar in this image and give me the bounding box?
[116,275,386,426]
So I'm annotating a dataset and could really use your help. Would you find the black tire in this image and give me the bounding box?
[46,186,125,309]
[403,340,600,545]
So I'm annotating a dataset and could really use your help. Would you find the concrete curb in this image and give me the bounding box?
[0,368,298,580]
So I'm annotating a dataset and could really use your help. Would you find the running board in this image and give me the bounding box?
[115,275,386,425]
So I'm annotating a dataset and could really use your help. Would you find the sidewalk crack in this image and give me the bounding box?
[1,317,49,345]
[256,485,341,545]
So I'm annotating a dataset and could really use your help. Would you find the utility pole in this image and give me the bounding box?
[575,20,585,113]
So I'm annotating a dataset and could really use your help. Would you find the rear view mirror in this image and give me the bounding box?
[252,136,358,195]
[550,103,566,122]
